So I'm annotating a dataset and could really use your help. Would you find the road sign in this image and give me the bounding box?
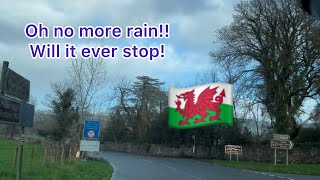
[83,120,100,140]
[19,103,35,127]
[0,95,21,124]
[0,62,30,101]
[225,145,242,155]
[273,134,290,140]
[80,140,100,152]
[0,95,35,127]
[271,139,294,149]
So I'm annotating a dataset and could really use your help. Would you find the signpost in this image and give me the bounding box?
[271,134,294,165]
[0,95,21,124]
[271,139,294,149]
[225,145,242,162]
[83,120,100,140]
[80,140,100,152]
[0,95,34,127]
[0,62,30,101]
[0,61,34,180]
[81,120,101,158]
[273,134,290,140]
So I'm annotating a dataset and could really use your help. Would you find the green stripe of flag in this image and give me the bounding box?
[168,104,233,129]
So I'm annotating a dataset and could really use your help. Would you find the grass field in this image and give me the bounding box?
[0,138,113,180]
[211,160,320,176]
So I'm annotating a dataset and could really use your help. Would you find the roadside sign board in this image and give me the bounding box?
[271,139,294,149]
[1,64,30,101]
[19,103,35,127]
[80,140,100,152]
[0,95,34,127]
[273,134,290,140]
[0,95,21,125]
[225,145,242,155]
[83,120,100,140]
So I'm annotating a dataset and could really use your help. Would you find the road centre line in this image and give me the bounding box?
[158,162,201,179]
[160,163,176,171]
[182,172,202,180]
[142,159,152,162]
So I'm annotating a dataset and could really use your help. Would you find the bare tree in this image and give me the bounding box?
[211,0,320,139]
[310,103,320,127]
[132,76,164,142]
[109,76,135,140]
[68,58,109,141]
[193,64,217,86]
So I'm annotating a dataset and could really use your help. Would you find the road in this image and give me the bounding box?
[101,151,320,180]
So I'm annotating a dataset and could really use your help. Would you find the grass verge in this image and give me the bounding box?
[0,138,113,180]
[211,160,320,176]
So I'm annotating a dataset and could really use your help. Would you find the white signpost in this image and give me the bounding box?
[79,120,101,159]
[273,134,290,140]
[80,140,100,152]
[271,134,293,166]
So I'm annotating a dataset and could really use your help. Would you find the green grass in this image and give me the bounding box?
[211,160,320,176]
[0,138,113,180]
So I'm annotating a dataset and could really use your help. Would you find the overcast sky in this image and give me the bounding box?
[0,0,242,109]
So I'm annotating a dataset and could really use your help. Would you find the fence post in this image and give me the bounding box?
[30,147,34,171]
[13,147,18,168]
[61,146,64,165]
[68,146,72,161]
[42,148,47,165]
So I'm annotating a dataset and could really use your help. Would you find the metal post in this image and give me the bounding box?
[237,154,239,162]
[274,148,277,166]
[286,149,288,165]
[16,126,24,180]
[229,154,231,162]
[192,135,195,156]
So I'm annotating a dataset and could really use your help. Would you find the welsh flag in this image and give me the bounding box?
[168,83,233,129]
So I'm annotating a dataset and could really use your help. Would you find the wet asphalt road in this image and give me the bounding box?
[101,151,320,180]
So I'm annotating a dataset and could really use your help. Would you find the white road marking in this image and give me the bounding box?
[160,164,176,171]
[142,159,152,163]
[242,169,295,180]
[182,172,202,180]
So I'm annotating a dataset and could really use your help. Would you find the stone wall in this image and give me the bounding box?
[100,142,320,164]
[237,145,320,164]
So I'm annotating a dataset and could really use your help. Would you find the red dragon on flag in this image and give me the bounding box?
[175,86,225,126]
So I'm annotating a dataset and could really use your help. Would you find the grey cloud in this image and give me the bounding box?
[0,0,229,47]
[0,0,239,110]
[0,23,26,45]
[151,0,222,15]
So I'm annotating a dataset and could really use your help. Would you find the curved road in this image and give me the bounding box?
[101,151,319,180]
